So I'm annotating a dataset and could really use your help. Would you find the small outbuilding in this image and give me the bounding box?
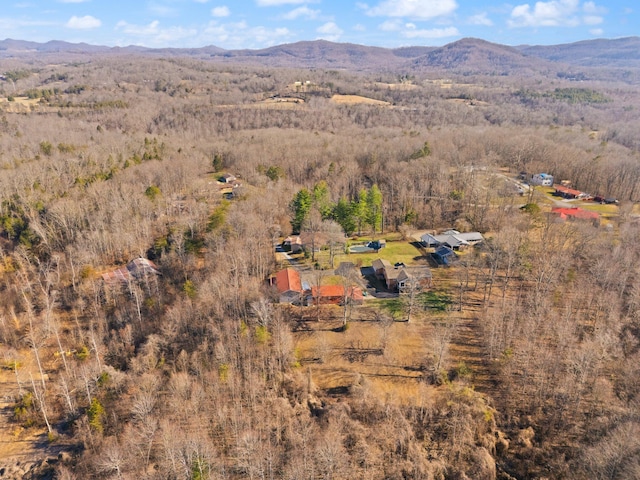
[282,235,303,254]
[432,246,457,266]
[220,173,237,184]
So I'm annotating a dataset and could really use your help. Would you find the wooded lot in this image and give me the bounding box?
[1,42,640,479]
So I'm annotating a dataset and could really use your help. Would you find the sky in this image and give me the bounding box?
[0,0,637,50]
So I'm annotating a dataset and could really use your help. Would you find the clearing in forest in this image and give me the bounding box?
[292,237,494,406]
[330,94,390,106]
[0,351,71,474]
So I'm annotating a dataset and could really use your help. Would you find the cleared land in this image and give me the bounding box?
[330,94,390,106]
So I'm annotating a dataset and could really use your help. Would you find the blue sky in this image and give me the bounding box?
[1,0,637,49]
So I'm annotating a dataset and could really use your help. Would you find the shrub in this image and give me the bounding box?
[88,398,104,433]
[75,346,89,360]
[144,185,161,201]
[219,363,229,382]
[183,280,197,299]
[520,203,540,215]
[255,325,271,344]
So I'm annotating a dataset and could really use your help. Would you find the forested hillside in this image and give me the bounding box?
[1,47,640,479]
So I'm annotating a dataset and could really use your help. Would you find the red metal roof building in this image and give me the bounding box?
[553,184,585,199]
[273,268,302,293]
[308,285,364,305]
[551,207,599,221]
[271,268,303,303]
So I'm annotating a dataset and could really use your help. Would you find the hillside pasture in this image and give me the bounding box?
[330,94,390,106]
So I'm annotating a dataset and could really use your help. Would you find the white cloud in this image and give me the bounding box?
[316,22,343,41]
[468,12,493,26]
[0,17,55,31]
[379,19,402,31]
[582,1,605,24]
[401,24,459,38]
[508,0,599,27]
[378,20,458,38]
[583,1,606,14]
[65,15,101,29]
[148,2,178,17]
[113,18,296,49]
[583,15,602,25]
[115,20,199,46]
[282,6,320,20]
[365,0,458,20]
[116,20,160,35]
[200,20,292,48]
[589,28,603,35]
[211,6,230,17]
[353,23,366,31]
[58,0,90,3]
[194,0,210,3]
[256,0,307,5]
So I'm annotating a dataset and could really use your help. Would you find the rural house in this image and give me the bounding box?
[420,231,484,250]
[271,268,303,303]
[553,184,585,199]
[398,266,433,291]
[531,173,554,186]
[306,285,364,306]
[371,259,432,291]
[372,259,393,280]
[551,207,599,223]
[102,257,160,284]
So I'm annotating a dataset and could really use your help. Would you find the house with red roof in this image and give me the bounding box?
[551,207,599,222]
[307,285,364,306]
[271,268,303,304]
[553,184,586,199]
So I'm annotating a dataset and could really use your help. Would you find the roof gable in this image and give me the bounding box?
[274,268,302,293]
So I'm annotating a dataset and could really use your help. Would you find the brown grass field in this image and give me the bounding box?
[291,236,494,407]
[330,94,390,106]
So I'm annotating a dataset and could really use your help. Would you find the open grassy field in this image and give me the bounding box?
[330,94,390,106]
[0,96,40,112]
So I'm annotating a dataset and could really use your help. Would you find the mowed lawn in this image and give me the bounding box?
[311,234,426,270]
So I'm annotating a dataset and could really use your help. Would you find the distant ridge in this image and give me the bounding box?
[517,36,640,68]
[2,36,640,75]
[214,40,405,70]
[0,38,111,53]
[411,38,555,74]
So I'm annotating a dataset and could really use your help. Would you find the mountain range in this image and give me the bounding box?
[2,36,640,79]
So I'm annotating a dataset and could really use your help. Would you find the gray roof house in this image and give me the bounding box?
[420,231,484,250]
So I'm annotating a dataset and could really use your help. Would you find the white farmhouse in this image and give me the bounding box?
[531,173,554,186]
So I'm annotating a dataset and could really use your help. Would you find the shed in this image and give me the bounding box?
[432,246,456,266]
[283,235,303,254]
[220,173,237,184]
